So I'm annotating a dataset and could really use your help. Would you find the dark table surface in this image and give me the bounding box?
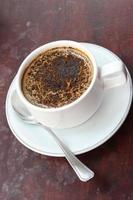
[0,0,133,199]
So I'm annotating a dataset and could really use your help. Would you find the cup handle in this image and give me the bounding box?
[100,61,127,90]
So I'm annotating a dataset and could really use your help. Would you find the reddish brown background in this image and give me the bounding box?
[0,0,133,199]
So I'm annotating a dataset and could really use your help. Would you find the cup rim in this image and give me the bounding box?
[16,40,98,112]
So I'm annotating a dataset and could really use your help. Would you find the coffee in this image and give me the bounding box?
[22,47,93,108]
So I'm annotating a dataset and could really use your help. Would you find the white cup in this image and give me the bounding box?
[16,40,127,129]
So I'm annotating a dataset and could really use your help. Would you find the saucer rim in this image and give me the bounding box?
[5,43,133,157]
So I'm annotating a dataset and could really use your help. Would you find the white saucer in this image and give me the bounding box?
[6,43,132,157]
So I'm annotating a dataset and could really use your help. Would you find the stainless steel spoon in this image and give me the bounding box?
[11,90,94,182]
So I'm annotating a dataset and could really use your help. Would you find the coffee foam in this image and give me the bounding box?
[22,47,93,108]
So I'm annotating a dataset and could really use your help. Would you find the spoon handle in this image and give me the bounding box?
[41,125,94,182]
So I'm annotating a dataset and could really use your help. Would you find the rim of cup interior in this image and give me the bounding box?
[16,40,98,112]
